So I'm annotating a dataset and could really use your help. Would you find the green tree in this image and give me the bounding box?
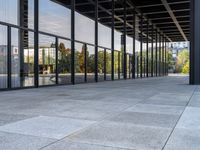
[58,43,71,73]
[176,49,189,73]
[182,61,189,74]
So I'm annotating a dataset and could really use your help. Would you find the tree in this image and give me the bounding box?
[176,49,189,73]
[182,61,189,74]
[58,42,71,73]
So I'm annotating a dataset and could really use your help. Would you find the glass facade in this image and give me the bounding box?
[0,0,167,90]
[0,25,7,89]
[58,39,71,84]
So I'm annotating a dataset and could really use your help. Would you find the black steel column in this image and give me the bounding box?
[111,0,114,81]
[146,21,149,77]
[162,35,164,76]
[71,0,75,84]
[165,38,167,75]
[190,0,200,84]
[155,30,158,77]
[95,0,98,82]
[7,26,11,89]
[34,0,39,87]
[55,37,58,84]
[84,44,87,82]
[123,0,127,79]
[159,33,161,76]
[132,8,136,79]
[151,26,154,77]
[104,48,106,80]
[140,15,143,78]
[137,55,139,78]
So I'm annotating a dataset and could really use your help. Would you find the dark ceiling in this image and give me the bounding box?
[55,0,190,42]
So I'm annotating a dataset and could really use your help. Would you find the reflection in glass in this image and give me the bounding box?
[127,54,130,79]
[106,49,112,80]
[0,0,34,28]
[75,12,95,44]
[0,25,7,89]
[58,39,71,84]
[75,42,85,83]
[120,51,124,79]
[86,45,95,82]
[23,31,35,86]
[114,51,119,80]
[39,34,56,86]
[0,0,18,25]
[98,23,111,49]
[39,0,71,38]
[98,47,105,81]
[11,28,20,87]
[114,30,121,51]
[11,29,35,88]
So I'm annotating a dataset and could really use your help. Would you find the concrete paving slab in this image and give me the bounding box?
[164,128,200,150]
[188,94,200,107]
[125,104,184,115]
[42,141,129,150]
[0,131,55,150]
[0,116,96,139]
[176,107,200,129]
[107,112,179,128]
[141,93,190,106]
[0,113,34,126]
[67,121,171,150]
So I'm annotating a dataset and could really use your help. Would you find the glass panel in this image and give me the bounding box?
[58,39,71,84]
[127,54,130,79]
[98,47,105,82]
[106,49,111,80]
[0,0,18,25]
[86,45,95,82]
[75,42,85,83]
[114,30,121,51]
[114,51,119,80]
[75,12,95,44]
[126,36,133,54]
[39,34,56,86]
[120,52,124,79]
[27,0,34,29]
[11,29,35,88]
[0,25,7,89]
[39,0,71,38]
[98,23,111,49]
[21,0,34,29]
[11,28,20,87]
[23,31,34,86]
[98,1,111,49]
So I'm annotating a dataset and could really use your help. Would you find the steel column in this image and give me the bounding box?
[111,0,114,81]
[95,0,98,82]
[162,35,164,76]
[146,21,149,77]
[155,30,158,76]
[151,26,154,77]
[55,37,58,84]
[123,0,127,79]
[159,33,161,76]
[71,0,75,84]
[140,15,143,78]
[132,8,136,79]
[190,0,200,84]
[7,26,11,89]
[34,0,39,87]
[165,38,167,75]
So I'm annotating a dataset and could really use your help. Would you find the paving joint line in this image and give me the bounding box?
[161,85,198,150]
